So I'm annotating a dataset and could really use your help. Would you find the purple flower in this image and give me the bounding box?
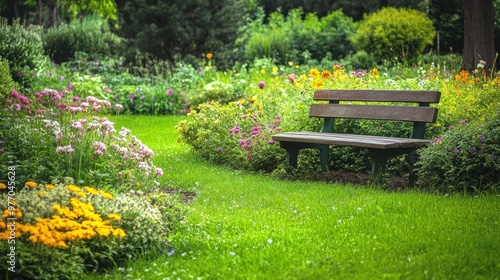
[267,140,276,145]
[453,148,459,154]
[60,76,65,81]
[167,89,173,95]
[105,88,112,93]
[129,94,135,99]
[479,136,485,142]
[68,83,74,90]
[217,147,222,153]
[470,147,477,153]
[433,137,443,143]
[258,81,266,88]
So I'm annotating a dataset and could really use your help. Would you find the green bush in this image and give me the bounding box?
[417,114,500,193]
[43,15,122,64]
[289,9,356,64]
[0,18,46,87]
[351,7,436,63]
[241,8,356,65]
[0,58,16,106]
[0,179,186,279]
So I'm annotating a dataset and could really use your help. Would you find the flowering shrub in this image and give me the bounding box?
[416,113,500,193]
[0,86,162,190]
[0,179,186,278]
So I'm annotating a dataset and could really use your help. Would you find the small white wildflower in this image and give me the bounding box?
[267,239,273,244]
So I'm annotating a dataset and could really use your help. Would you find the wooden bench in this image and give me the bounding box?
[271,89,441,185]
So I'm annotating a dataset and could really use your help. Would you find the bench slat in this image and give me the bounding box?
[310,104,438,123]
[272,132,430,149]
[314,90,441,103]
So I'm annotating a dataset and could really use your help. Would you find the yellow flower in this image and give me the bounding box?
[313,79,324,89]
[76,191,87,198]
[37,191,47,196]
[45,184,56,190]
[272,66,279,73]
[206,53,213,59]
[0,220,5,229]
[295,65,300,69]
[107,214,121,221]
[99,191,113,200]
[0,183,6,189]
[112,228,126,238]
[13,208,22,219]
[64,184,81,193]
[371,67,379,76]
[309,68,320,78]
[25,181,37,188]
[83,186,99,195]
[260,69,266,74]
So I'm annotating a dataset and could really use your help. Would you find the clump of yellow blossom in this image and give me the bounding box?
[0,183,6,189]
[25,181,37,188]
[0,183,126,248]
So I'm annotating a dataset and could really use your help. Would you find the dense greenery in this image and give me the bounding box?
[43,15,122,63]
[351,7,436,63]
[0,18,45,87]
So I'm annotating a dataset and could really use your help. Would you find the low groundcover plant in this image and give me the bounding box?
[0,178,187,279]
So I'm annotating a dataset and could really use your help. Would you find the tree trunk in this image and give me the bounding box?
[462,0,496,72]
[37,0,42,25]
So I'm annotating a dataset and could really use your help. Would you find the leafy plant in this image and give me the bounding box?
[351,7,436,63]
[0,17,46,87]
[416,114,500,193]
[43,15,123,64]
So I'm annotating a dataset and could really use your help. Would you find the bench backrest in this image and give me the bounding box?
[311,89,441,139]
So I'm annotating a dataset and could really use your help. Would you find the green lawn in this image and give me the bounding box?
[89,115,500,280]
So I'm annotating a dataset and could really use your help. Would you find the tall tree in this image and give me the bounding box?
[463,0,496,71]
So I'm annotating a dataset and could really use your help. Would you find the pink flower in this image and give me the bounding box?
[11,90,19,98]
[167,89,173,95]
[155,168,164,176]
[68,83,74,90]
[129,94,135,99]
[105,88,112,93]
[115,104,123,111]
[73,96,81,103]
[258,81,266,88]
[60,76,65,81]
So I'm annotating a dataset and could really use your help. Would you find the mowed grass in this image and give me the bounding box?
[90,115,500,280]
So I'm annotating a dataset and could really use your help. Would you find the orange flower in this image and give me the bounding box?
[321,70,332,79]
[206,53,213,59]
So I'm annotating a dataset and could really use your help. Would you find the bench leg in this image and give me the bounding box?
[286,148,300,171]
[407,150,419,186]
[365,149,390,184]
[318,144,329,172]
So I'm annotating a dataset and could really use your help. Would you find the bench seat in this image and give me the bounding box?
[272,132,430,149]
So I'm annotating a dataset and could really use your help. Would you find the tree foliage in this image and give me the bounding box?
[115,0,247,67]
